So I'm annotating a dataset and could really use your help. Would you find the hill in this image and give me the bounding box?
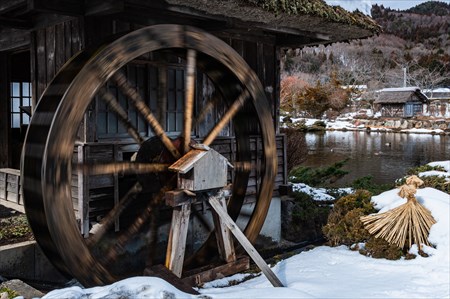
[282,1,450,91]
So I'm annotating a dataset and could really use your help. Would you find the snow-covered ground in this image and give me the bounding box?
[39,161,450,299]
[283,114,449,135]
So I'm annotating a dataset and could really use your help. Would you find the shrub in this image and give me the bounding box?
[322,190,376,246]
[290,159,349,187]
[282,191,331,243]
[406,164,445,175]
[359,238,404,260]
[351,176,394,196]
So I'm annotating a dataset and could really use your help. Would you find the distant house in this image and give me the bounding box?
[374,87,429,118]
[423,88,450,118]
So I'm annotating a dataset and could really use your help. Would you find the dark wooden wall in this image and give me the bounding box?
[31,18,83,104]
[30,16,281,133]
[0,52,10,167]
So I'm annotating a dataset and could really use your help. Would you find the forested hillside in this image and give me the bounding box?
[281,1,449,117]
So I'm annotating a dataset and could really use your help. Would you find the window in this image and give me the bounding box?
[10,82,31,128]
[166,68,185,133]
[96,64,186,139]
[97,64,157,137]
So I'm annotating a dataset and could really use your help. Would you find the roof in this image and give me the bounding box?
[0,0,380,50]
[374,88,429,104]
[169,149,208,174]
[167,0,381,45]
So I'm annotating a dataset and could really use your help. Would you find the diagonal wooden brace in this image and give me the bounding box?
[208,193,285,287]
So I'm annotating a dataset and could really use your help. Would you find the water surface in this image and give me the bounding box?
[300,131,449,185]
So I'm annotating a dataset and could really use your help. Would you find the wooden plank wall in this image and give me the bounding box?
[31,18,83,104]
[222,34,280,134]
[0,53,10,167]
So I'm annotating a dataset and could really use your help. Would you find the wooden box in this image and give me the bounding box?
[169,147,229,191]
[0,168,22,205]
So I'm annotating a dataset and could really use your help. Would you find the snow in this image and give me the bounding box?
[292,183,352,201]
[428,161,450,172]
[401,128,445,134]
[39,162,450,299]
[283,117,449,135]
[419,170,450,178]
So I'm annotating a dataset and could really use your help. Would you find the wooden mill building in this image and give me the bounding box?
[0,0,379,239]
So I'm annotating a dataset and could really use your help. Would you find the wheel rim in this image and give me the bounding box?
[22,24,277,286]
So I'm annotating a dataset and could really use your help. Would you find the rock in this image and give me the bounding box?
[393,120,402,128]
[400,120,409,129]
[0,279,44,299]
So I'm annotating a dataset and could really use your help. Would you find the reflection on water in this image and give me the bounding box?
[300,131,449,185]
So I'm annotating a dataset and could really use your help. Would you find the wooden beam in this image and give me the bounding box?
[208,194,285,287]
[28,0,83,16]
[165,203,191,278]
[212,196,236,263]
[84,0,124,16]
[0,28,29,51]
[182,256,250,286]
[0,0,26,14]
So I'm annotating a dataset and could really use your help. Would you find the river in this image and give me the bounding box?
[299,131,449,185]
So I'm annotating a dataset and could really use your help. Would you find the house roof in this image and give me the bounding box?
[374,87,429,104]
[166,0,381,46]
[0,0,380,51]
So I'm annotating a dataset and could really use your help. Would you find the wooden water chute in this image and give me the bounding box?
[21,25,280,287]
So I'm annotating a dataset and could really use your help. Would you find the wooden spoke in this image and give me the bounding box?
[87,183,142,247]
[98,88,144,145]
[79,162,169,176]
[203,89,250,146]
[183,49,196,154]
[112,72,181,159]
[232,161,252,173]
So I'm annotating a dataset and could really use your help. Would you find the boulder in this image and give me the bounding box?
[0,279,44,299]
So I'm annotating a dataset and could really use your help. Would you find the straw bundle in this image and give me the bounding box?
[360,176,436,250]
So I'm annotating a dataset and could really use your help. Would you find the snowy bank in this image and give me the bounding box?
[282,116,450,135]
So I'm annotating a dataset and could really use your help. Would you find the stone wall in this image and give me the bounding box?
[352,118,450,132]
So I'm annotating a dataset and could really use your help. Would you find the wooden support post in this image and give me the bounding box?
[165,202,191,278]
[208,194,285,287]
[212,195,236,263]
[113,144,120,232]
[77,144,90,237]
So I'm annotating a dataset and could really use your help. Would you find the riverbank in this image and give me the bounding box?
[283,115,450,135]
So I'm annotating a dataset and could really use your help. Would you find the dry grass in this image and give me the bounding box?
[360,177,436,250]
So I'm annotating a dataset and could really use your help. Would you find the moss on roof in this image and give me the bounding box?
[248,0,381,32]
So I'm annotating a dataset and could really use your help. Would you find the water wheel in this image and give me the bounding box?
[22,24,277,287]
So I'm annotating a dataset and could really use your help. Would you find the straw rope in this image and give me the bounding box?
[360,176,436,250]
